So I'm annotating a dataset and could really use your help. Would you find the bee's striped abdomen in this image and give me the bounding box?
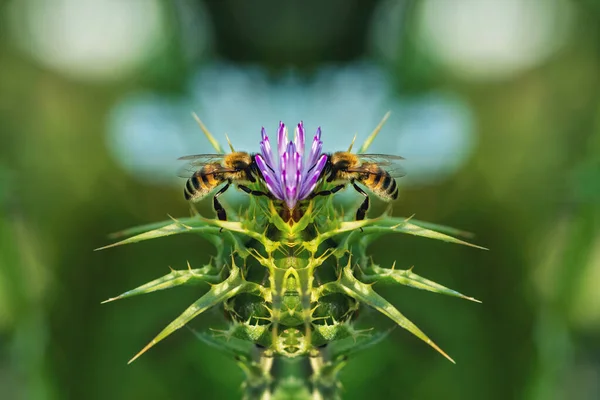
[369,171,383,187]
[385,173,398,199]
[184,167,220,202]
[360,166,397,201]
[184,176,197,200]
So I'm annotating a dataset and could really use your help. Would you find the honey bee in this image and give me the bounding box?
[312,152,406,220]
[178,152,272,221]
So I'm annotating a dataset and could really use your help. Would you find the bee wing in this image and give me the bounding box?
[354,154,406,178]
[384,165,407,179]
[347,166,406,179]
[358,154,405,166]
[177,154,224,162]
[176,154,232,178]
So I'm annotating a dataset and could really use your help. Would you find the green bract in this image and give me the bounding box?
[98,117,485,400]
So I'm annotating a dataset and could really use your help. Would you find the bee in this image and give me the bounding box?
[311,152,406,220]
[178,152,272,221]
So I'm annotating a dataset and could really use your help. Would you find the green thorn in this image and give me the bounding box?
[96,218,220,251]
[347,134,357,152]
[128,267,252,364]
[191,112,225,154]
[364,264,481,303]
[327,264,456,364]
[358,111,391,154]
[101,265,221,304]
[225,134,235,152]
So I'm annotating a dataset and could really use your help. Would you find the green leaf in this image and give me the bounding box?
[361,264,481,303]
[319,264,456,363]
[128,266,260,364]
[101,264,222,304]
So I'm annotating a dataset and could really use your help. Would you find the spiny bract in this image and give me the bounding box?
[98,113,485,400]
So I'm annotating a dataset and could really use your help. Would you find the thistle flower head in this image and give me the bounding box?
[255,122,328,209]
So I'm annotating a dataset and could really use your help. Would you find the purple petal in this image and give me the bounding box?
[295,149,302,181]
[281,151,288,178]
[282,142,302,209]
[307,143,322,168]
[295,122,305,157]
[277,122,287,156]
[306,127,322,167]
[255,154,283,199]
[284,143,298,188]
[288,169,301,209]
[280,153,289,194]
[255,153,275,178]
[260,128,275,166]
[266,176,284,200]
[284,142,297,176]
[298,153,328,199]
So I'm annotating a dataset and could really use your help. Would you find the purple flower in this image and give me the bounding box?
[255,122,328,209]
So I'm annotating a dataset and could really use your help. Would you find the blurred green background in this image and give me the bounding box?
[1,0,600,399]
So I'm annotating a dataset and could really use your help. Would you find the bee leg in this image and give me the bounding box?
[352,182,369,222]
[308,184,345,199]
[214,182,231,222]
[238,185,276,200]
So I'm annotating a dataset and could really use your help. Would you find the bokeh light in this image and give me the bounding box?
[416,0,573,81]
[6,0,168,81]
[107,93,194,185]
